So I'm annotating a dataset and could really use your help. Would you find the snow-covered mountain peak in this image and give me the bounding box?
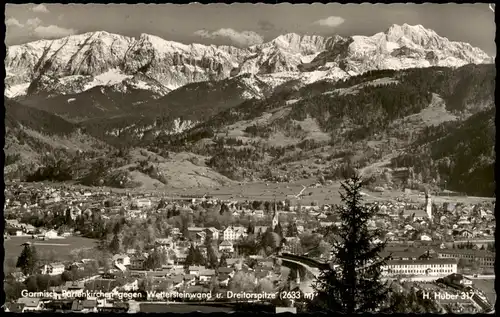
[266,33,331,54]
[136,33,192,53]
[5,25,493,98]
[385,23,442,48]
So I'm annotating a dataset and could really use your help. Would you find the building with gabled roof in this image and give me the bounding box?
[382,258,458,277]
[16,298,42,312]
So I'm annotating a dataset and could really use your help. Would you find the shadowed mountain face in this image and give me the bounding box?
[5,97,77,135]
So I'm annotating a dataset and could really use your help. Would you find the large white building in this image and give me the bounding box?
[44,229,58,239]
[223,226,247,241]
[40,263,65,276]
[382,258,458,277]
[134,198,152,208]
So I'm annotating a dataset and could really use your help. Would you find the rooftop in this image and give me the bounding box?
[438,249,495,257]
[387,258,458,265]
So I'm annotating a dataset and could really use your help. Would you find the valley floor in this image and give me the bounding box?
[11,179,494,206]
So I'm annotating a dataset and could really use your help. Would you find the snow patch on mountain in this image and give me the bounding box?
[286,99,300,105]
[301,53,321,63]
[257,72,301,89]
[129,80,151,91]
[237,74,266,99]
[5,83,30,98]
[302,67,350,84]
[84,68,133,90]
[170,118,197,134]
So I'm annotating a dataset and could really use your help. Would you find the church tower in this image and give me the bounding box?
[425,190,433,221]
[272,200,279,230]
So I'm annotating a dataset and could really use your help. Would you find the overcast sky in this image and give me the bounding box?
[5,3,496,56]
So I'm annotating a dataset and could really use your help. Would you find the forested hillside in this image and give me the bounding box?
[77,74,271,144]
[4,98,110,181]
[6,64,495,196]
[5,98,77,135]
[148,64,495,194]
[392,107,495,197]
[18,86,159,122]
[157,64,494,145]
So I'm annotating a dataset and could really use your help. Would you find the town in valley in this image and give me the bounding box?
[4,180,495,313]
[4,3,495,314]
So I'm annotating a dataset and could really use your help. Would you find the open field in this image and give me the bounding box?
[4,236,98,262]
[8,180,494,207]
[166,180,495,206]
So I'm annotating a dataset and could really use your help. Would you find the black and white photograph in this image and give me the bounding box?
[3,3,496,314]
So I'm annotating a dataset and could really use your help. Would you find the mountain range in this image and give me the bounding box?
[6,23,492,98]
[4,24,495,196]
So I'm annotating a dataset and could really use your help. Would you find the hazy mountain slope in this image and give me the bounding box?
[4,99,232,189]
[137,73,271,120]
[78,73,273,143]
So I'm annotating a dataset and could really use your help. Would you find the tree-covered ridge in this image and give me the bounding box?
[78,74,271,147]
[289,64,494,129]
[5,98,77,136]
[392,107,495,196]
[162,63,494,144]
[19,86,158,122]
[8,64,494,196]
[143,64,496,193]
[75,63,495,150]
[288,82,433,134]
[294,64,494,113]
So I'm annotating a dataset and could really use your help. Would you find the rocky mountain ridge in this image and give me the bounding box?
[6,24,492,98]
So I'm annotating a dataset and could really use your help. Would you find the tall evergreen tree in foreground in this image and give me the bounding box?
[16,243,39,276]
[308,175,390,313]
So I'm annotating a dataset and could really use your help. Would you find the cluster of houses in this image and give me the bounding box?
[3,183,495,313]
[4,219,62,240]
[5,252,284,313]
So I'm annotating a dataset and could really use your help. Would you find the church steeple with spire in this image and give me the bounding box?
[425,189,433,221]
[272,199,279,230]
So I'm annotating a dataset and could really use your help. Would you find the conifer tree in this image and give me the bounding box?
[308,175,390,313]
[145,248,164,270]
[247,222,255,235]
[287,222,298,237]
[185,245,196,267]
[109,233,122,254]
[219,253,228,267]
[193,246,206,266]
[274,222,283,238]
[16,243,39,276]
[207,244,219,269]
[113,222,121,235]
[65,208,73,226]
